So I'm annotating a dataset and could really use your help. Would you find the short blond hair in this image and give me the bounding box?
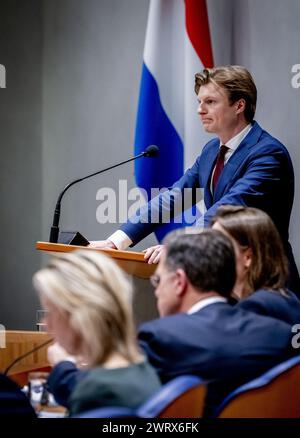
[33,251,142,366]
[195,65,257,122]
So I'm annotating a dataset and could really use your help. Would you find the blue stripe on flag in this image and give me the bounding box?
[134,63,183,189]
[134,63,190,241]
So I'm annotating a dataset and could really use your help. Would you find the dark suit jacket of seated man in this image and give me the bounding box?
[0,373,36,417]
[47,231,297,417]
[90,66,300,296]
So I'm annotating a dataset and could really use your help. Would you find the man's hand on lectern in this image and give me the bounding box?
[143,244,165,264]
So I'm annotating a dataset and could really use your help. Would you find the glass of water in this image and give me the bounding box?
[36,310,48,332]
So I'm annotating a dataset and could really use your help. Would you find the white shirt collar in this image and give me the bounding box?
[220,123,252,152]
[187,296,227,314]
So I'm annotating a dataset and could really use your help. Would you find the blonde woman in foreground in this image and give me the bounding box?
[33,251,161,416]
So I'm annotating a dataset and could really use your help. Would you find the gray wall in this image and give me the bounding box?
[0,0,152,329]
[42,0,153,250]
[1,0,300,328]
[0,0,43,329]
[42,0,157,327]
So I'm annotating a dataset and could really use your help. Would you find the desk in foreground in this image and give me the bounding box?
[0,330,52,387]
[36,242,156,279]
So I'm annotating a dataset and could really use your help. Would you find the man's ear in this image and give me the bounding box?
[174,269,188,297]
[235,98,246,115]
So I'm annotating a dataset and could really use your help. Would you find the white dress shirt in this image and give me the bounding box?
[108,229,133,251]
[187,296,227,314]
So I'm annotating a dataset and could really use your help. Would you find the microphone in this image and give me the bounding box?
[142,145,159,157]
[4,337,54,375]
[49,145,159,243]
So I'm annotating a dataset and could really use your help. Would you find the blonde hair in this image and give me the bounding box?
[195,65,257,122]
[33,251,142,366]
[211,206,288,297]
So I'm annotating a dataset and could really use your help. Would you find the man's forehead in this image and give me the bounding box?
[198,81,227,99]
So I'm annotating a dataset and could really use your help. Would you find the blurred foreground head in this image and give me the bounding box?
[33,251,142,366]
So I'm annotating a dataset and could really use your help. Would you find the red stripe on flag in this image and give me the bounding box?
[185,0,214,67]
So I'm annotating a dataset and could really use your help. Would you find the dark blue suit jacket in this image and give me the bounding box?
[47,302,295,416]
[138,302,295,416]
[122,122,293,241]
[0,373,36,417]
[236,289,300,325]
[47,362,88,409]
[121,122,299,293]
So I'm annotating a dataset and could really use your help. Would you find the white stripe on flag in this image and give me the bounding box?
[143,0,213,171]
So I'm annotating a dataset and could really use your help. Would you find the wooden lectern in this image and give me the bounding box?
[36,241,159,330]
[36,242,156,279]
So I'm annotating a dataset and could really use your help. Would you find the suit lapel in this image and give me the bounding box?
[213,122,263,201]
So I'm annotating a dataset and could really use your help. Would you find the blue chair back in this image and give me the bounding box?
[137,375,206,418]
[215,355,300,418]
[75,406,135,418]
[75,375,206,418]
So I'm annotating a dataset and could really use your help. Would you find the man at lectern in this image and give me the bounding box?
[89,65,300,295]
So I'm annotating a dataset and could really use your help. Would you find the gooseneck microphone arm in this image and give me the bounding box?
[49,145,159,243]
[4,338,54,376]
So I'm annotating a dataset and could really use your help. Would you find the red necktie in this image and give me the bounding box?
[212,145,229,192]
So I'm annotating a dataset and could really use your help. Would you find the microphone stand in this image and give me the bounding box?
[4,338,54,376]
[49,146,158,243]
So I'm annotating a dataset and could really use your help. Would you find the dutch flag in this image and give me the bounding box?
[134,0,214,241]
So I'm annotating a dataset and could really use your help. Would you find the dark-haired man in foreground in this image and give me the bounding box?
[138,231,295,416]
